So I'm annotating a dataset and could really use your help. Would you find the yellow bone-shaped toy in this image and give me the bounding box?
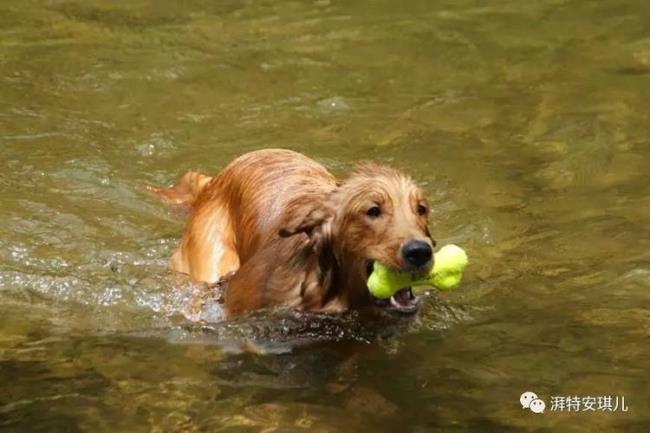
[367,244,468,299]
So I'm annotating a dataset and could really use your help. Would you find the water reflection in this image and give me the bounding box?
[1,0,650,431]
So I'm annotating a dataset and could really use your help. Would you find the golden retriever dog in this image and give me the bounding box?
[153,149,435,317]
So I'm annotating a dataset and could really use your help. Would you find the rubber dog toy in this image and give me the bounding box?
[367,244,468,299]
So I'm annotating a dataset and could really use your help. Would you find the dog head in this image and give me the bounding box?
[329,163,434,313]
[279,162,433,314]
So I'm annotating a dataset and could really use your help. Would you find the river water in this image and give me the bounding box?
[1,1,649,432]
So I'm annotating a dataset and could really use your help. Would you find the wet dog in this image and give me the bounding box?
[153,149,434,317]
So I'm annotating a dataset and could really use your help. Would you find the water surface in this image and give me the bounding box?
[1,1,649,432]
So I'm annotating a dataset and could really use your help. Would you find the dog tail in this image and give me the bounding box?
[147,170,213,211]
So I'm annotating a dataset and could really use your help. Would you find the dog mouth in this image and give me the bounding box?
[371,287,420,315]
[388,287,420,314]
[365,260,375,278]
[365,260,420,315]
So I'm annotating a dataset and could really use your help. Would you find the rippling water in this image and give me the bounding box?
[1,0,649,432]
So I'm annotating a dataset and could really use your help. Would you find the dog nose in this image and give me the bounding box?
[402,240,433,267]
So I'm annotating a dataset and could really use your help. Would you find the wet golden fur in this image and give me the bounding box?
[152,149,433,317]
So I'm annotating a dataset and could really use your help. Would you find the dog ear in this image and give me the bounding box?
[278,199,333,239]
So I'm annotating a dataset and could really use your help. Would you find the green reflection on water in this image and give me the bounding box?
[1,0,649,432]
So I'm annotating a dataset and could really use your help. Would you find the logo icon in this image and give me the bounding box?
[530,398,546,413]
[521,391,545,414]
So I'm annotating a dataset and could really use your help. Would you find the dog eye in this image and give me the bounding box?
[366,206,381,219]
[417,204,428,216]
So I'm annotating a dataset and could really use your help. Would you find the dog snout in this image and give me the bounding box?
[402,240,433,267]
